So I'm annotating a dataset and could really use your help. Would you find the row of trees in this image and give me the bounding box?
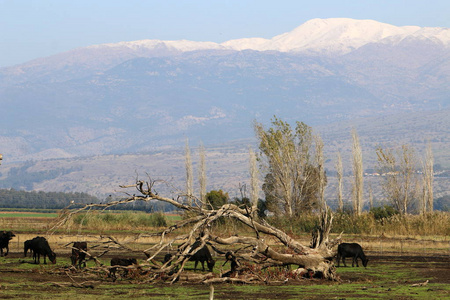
[0,188,99,209]
[185,117,438,218]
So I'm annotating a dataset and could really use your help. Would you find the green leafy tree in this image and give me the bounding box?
[205,189,229,210]
[255,117,325,217]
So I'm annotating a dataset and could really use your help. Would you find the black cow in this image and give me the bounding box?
[109,257,138,280]
[70,242,88,269]
[28,236,56,264]
[24,239,34,257]
[336,243,368,267]
[188,241,215,272]
[0,231,15,256]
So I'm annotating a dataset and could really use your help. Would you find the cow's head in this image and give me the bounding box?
[207,258,215,272]
[2,231,15,240]
[362,258,369,268]
[49,252,57,264]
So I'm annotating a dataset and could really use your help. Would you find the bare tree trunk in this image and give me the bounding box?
[424,142,434,212]
[199,143,207,209]
[351,129,363,216]
[315,135,326,212]
[336,152,343,212]
[249,148,259,214]
[185,138,194,204]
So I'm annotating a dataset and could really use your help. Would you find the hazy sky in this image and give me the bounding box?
[1,0,449,67]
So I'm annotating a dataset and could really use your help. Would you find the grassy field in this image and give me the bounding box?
[0,249,448,299]
[0,211,448,299]
[0,212,59,218]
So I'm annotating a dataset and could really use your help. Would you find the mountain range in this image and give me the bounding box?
[0,18,449,184]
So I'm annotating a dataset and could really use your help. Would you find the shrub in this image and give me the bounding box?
[370,205,399,220]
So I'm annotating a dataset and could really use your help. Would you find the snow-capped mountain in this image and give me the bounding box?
[0,18,449,164]
[97,18,450,55]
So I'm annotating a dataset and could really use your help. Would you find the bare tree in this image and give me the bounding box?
[315,135,326,212]
[54,175,341,283]
[351,129,363,216]
[249,147,259,214]
[335,152,344,212]
[185,138,194,204]
[199,143,207,209]
[423,142,434,212]
[376,145,419,214]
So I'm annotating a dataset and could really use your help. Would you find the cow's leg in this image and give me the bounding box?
[201,261,205,271]
[342,257,347,267]
[5,246,9,256]
[194,260,198,271]
[70,255,76,267]
[336,254,341,267]
[355,256,359,267]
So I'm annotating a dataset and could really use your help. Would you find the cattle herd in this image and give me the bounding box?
[0,231,369,280]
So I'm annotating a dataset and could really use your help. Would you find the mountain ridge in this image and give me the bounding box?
[0,18,448,167]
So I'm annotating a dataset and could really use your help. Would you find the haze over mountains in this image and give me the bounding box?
[0,18,449,169]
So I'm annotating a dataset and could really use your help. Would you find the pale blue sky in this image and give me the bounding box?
[1,0,449,67]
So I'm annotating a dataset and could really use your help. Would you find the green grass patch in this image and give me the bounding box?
[0,212,58,218]
[0,256,448,300]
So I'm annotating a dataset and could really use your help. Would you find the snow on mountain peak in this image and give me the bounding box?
[94,39,224,52]
[93,18,449,56]
[223,18,427,54]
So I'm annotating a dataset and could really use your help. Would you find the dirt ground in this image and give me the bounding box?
[0,250,449,299]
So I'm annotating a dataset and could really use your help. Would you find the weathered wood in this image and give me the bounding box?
[53,178,341,282]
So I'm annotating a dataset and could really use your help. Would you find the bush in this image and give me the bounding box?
[370,205,399,220]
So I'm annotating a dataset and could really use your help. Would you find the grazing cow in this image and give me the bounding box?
[0,231,15,256]
[28,236,56,264]
[109,257,138,280]
[70,242,88,269]
[188,241,215,272]
[336,243,368,267]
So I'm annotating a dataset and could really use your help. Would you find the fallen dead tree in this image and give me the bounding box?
[53,177,341,283]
